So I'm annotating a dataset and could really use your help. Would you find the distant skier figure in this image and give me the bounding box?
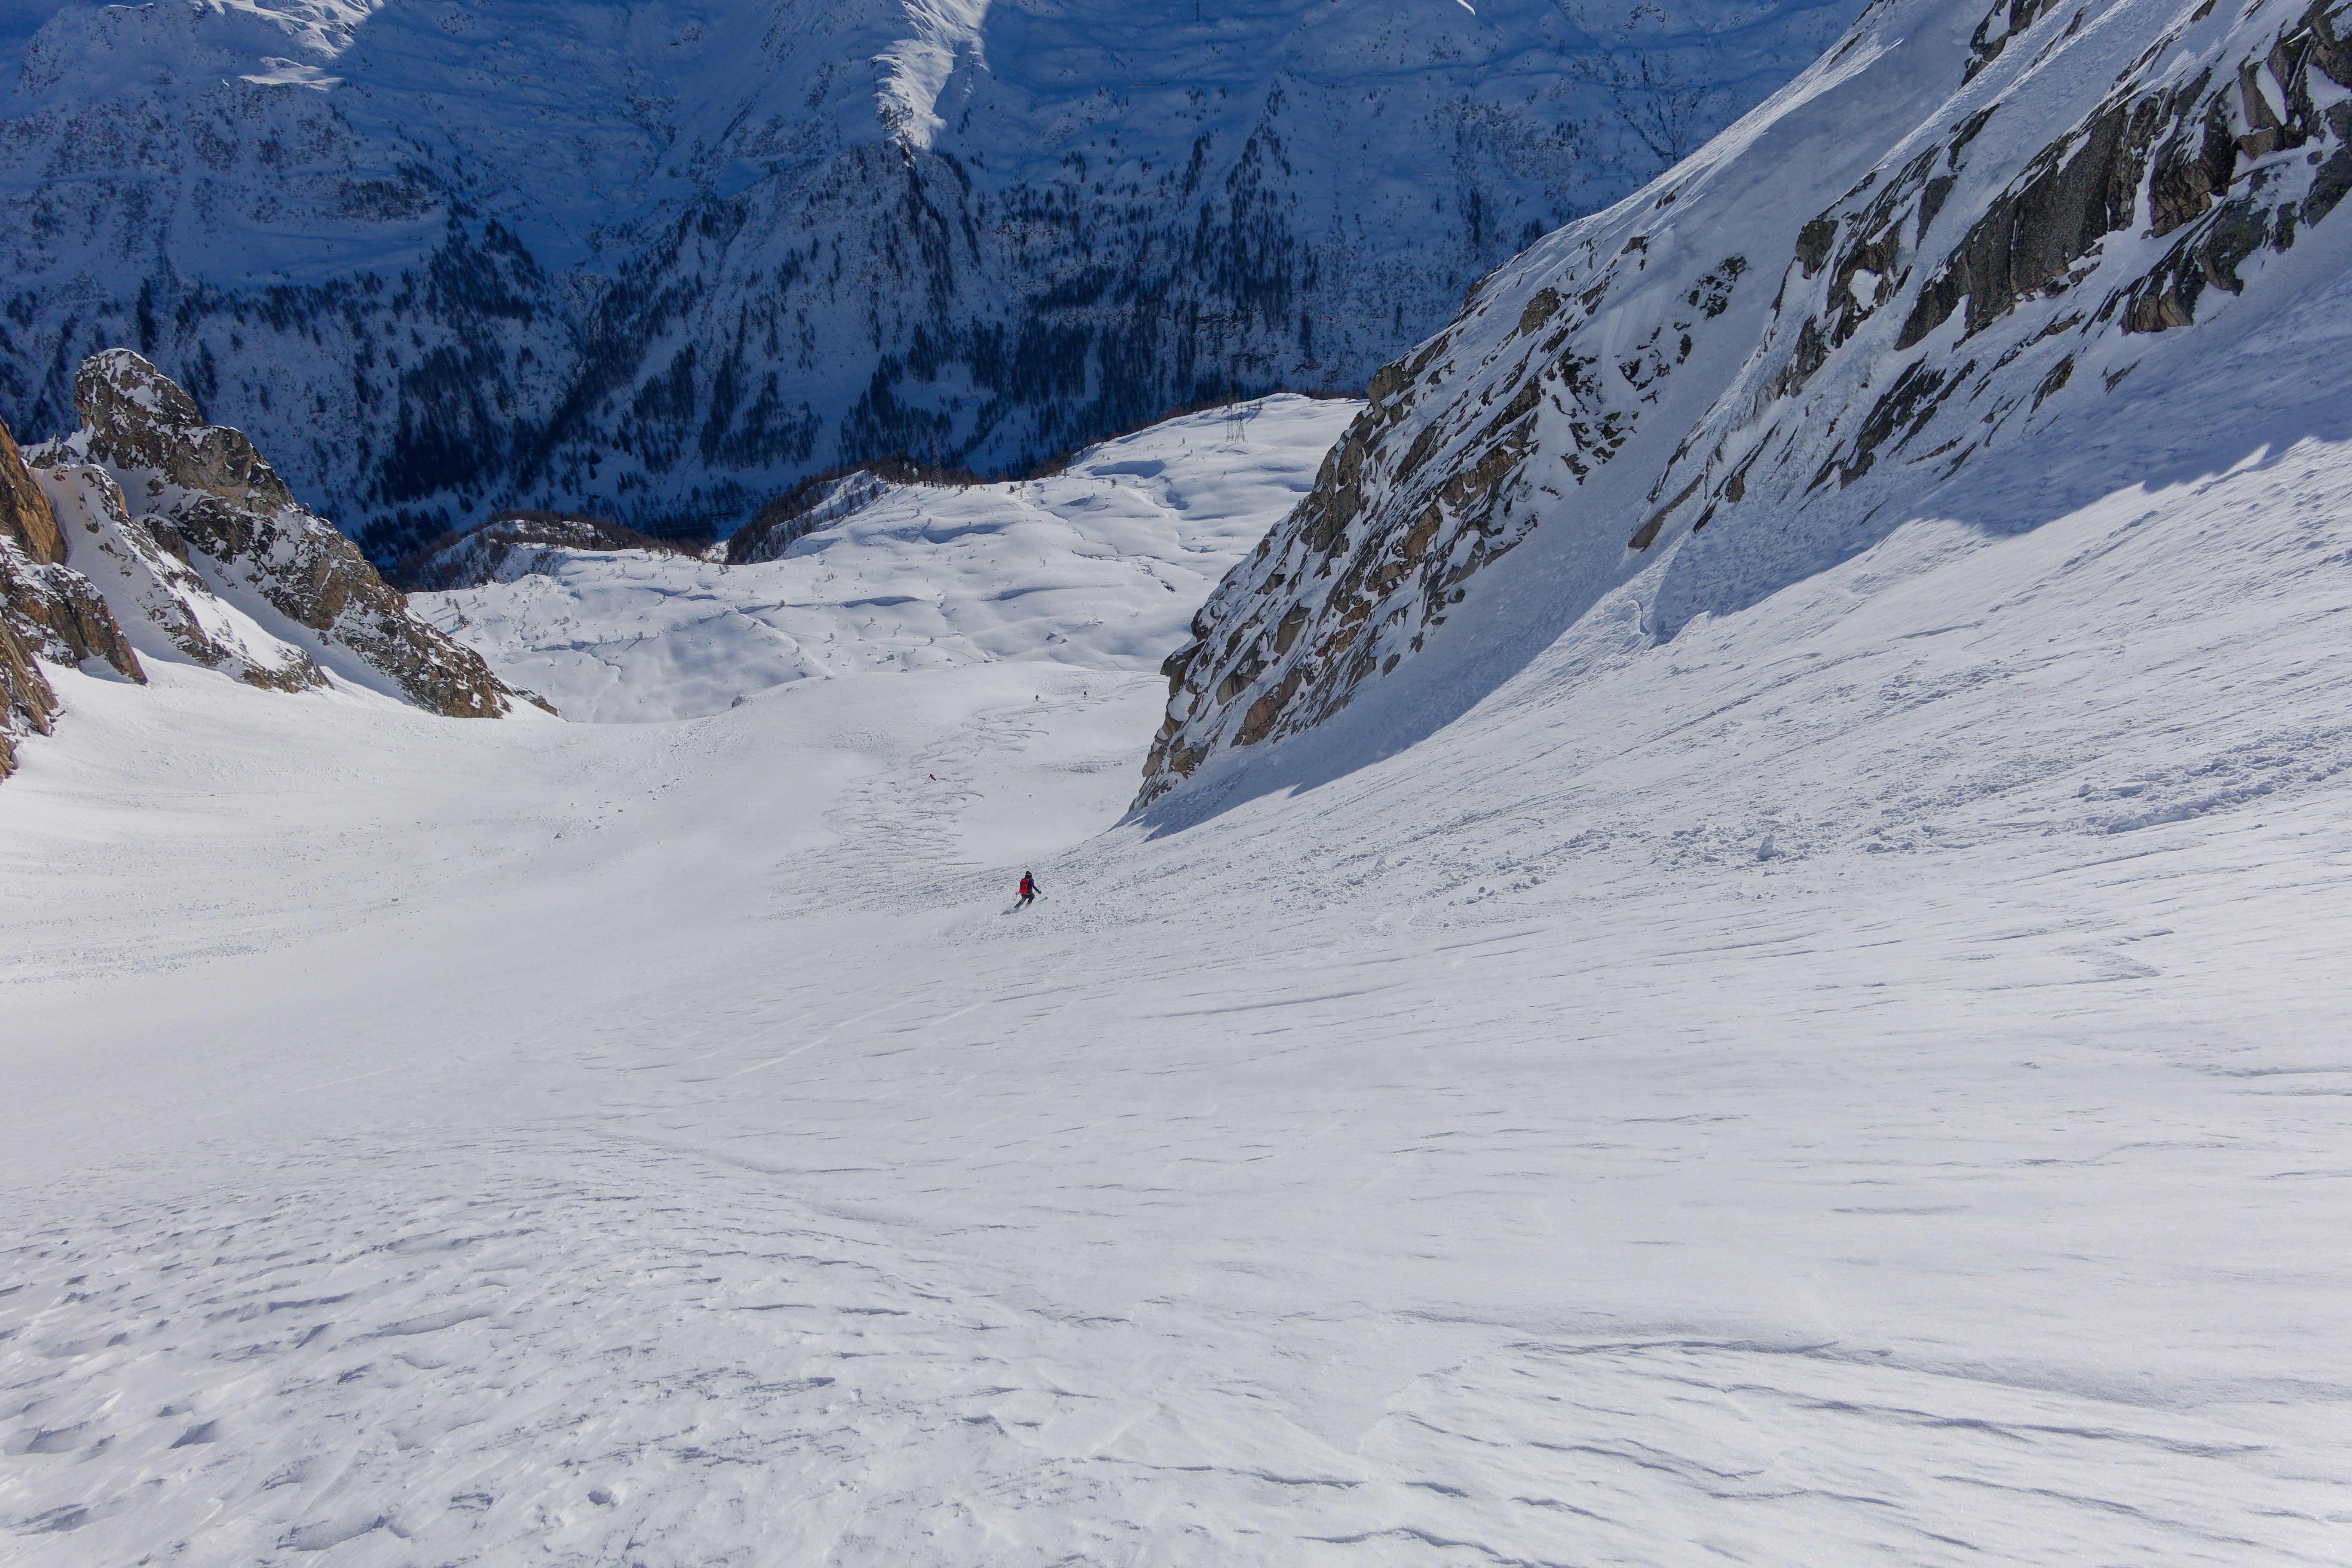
[1016,872,1039,910]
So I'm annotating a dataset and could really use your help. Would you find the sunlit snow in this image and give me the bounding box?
[5,389,2350,1563]
[413,398,1356,723]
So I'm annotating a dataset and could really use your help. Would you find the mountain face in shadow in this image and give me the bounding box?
[0,0,1847,562]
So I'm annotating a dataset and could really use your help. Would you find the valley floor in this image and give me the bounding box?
[5,431,2352,1565]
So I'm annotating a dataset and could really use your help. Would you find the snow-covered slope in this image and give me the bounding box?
[4,405,2352,1561]
[1145,0,2352,808]
[6,1,2352,1559]
[0,0,1849,560]
[414,395,1357,722]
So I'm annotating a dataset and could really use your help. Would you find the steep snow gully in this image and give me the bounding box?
[7,1,2352,1567]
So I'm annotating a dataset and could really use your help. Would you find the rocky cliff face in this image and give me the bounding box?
[0,0,1848,563]
[0,415,143,780]
[29,456,329,694]
[1139,0,2352,808]
[29,352,528,717]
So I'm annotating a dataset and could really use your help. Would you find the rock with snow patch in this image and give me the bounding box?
[1138,0,2352,808]
[0,416,145,780]
[48,352,528,717]
[28,458,323,693]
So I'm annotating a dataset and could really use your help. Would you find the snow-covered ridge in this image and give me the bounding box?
[0,0,1850,561]
[1142,0,2352,807]
[402,509,711,594]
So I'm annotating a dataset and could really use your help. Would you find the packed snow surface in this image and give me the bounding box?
[6,380,2352,1562]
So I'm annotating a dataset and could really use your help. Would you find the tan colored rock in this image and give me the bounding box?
[0,415,147,783]
[65,351,524,717]
[1,418,144,683]
[77,352,295,515]
[32,460,312,691]
[0,608,57,780]
[0,421,65,566]
[0,544,148,684]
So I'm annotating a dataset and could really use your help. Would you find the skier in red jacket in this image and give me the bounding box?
[1016,872,1038,910]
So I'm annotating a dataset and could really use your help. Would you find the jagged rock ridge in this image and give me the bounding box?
[1139,0,2352,807]
[3,349,537,779]
[26,351,530,717]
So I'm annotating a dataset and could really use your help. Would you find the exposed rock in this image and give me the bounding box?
[1907,0,2352,347]
[1964,0,2070,84]
[1897,99,2157,349]
[0,416,144,780]
[30,459,321,691]
[0,538,149,684]
[0,608,55,780]
[77,357,295,516]
[0,419,65,567]
[1137,0,2352,812]
[54,352,526,717]
[1136,244,1745,803]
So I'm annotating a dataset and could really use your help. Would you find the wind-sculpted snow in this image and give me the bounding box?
[0,0,1849,560]
[5,404,2352,1560]
[414,396,1357,722]
[1142,0,2352,809]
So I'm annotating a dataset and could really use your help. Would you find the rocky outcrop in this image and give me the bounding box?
[1902,1,2352,349]
[0,539,148,686]
[1780,0,2351,498]
[0,418,65,566]
[48,352,527,717]
[0,416,143,781]
[1,418,142,678]
[30,459,325,692]
[1137,0,2352,810]
[0,597,55,780]
[1138,234,1752,796]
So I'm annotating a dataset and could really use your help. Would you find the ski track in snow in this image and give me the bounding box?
[6,422,2352,1561]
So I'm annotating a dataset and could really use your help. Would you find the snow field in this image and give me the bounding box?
[414,397,1359,723]
[4,418,2352,1562]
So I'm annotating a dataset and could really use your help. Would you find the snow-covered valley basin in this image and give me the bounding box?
[5,402,2352,1564]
